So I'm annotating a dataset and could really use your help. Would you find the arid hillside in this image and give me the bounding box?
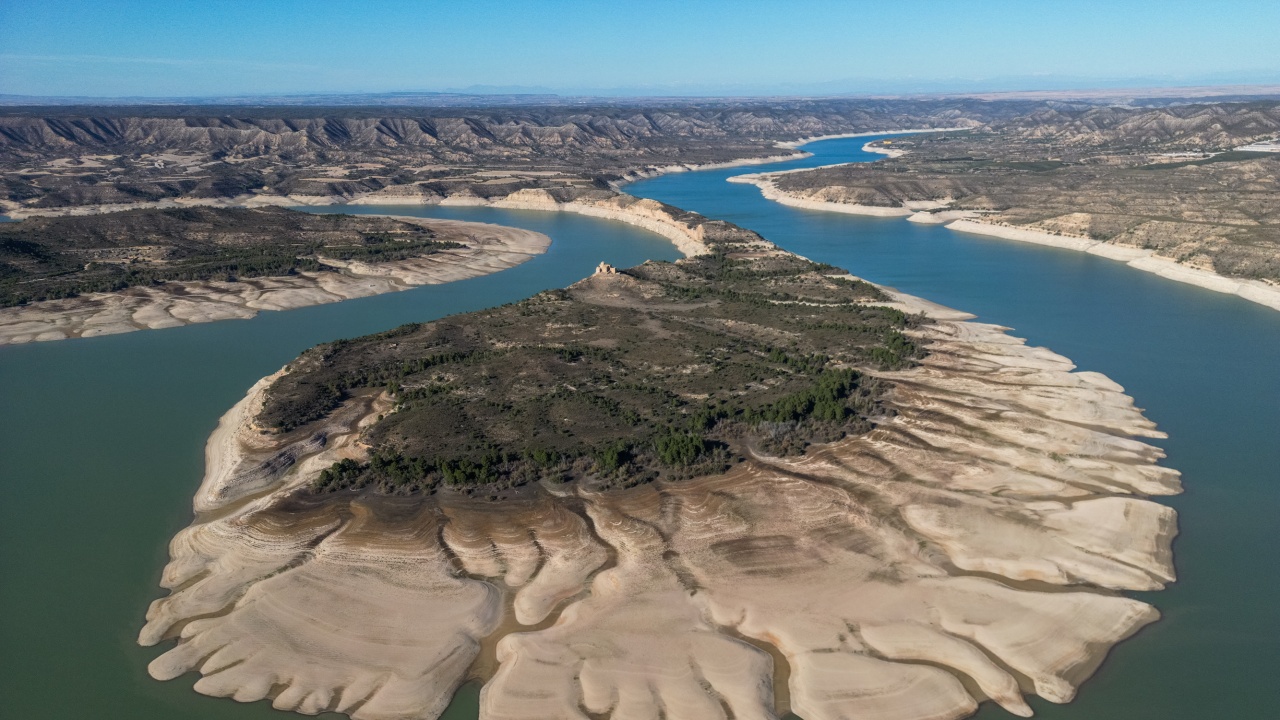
[0,99,1016,210]
[769,102,1280,282]
[3,99,1278,214]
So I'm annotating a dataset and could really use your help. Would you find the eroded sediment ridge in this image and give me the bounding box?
[141,204,1180,720]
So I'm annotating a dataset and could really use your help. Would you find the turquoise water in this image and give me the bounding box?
[1,138,1276,719]
[626,137,1280,719]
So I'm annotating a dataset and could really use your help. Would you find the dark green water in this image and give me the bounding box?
[0,208,679,719]
[1,138,1277,719]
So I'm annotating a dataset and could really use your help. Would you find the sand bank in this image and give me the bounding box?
[489,189,729,257]
[863,141,907,158]
[740,179,1280,312]
[945,219,1280,311]
[0,217,550,346]
[142,260,1179,720]
[728,174,916,217]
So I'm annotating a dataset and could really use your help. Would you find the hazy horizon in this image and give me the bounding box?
[4,78,1280,104]
[2,0,1278,100]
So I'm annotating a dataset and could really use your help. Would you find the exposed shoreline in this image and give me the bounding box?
[2,185,723,257]
[775,126,975,148]
[731,174,1280,313]
[446,189,720,258]
[862,141,906,158]
[0,216,551,346]
[612,150,812,185]
[728,173,921,217]
[945,219,1280,311]
[0,187,737,346]
[141,258,1180,720]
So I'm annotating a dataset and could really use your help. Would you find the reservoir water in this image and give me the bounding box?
[1,137,1277,719]
[0,209,680,720]
[626,137,1280,720]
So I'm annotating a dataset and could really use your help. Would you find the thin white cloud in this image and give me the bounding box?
[0,53,320,72]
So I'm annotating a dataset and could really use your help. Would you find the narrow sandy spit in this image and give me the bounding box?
[863,141,907,158]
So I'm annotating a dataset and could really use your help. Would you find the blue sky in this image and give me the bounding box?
[1,0,1278,97]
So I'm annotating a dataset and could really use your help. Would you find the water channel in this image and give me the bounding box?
[1,136,1276,718]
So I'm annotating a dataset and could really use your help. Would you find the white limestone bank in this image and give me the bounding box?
[728,174,931,217]
[461,189,742,258]
[734,176,1280,312]
[863,141,906,158]
[141,274,1180,720]
[945,219,1280,311]
[0,218,550,346]
[317,187,735,258]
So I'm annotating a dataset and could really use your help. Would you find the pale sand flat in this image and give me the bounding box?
[140,282,1180,720]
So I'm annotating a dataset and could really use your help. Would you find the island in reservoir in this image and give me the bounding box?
[141,202,1180,720]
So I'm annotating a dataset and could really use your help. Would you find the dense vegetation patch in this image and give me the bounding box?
[260,246,923,495]
[0,206,463,306]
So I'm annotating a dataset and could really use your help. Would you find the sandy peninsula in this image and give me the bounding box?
[863,141,907,158]
[728,173,941,217]
[0,217,549,346]
[0,183,764,347]
[140,204,1179,720]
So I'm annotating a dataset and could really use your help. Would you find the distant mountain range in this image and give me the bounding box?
[3,82,1280,109]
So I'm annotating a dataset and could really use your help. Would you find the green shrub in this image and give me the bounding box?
[656,432,706,466]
